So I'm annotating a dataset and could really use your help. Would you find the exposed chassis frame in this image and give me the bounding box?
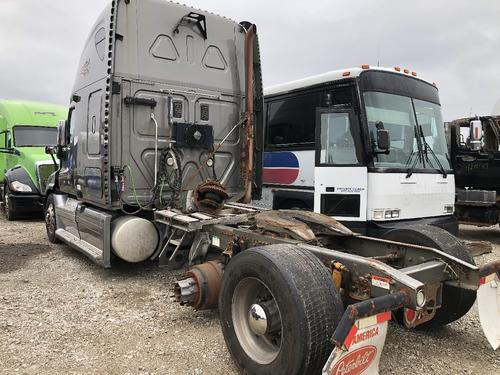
[154,206,482,327]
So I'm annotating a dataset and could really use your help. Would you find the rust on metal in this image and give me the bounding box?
[238,24,256,204]
[479,260,500,278]
[371,252,402,262]
[330,261,347,290]
[464,240,493,257]
[255,210,316,241]
[280,209,353,236]
[348,276,371,301]
[403,283,439,328]
[193,180,229,214]
[331,291,408,348]
[174,261,224,310]
[255,210,353,242]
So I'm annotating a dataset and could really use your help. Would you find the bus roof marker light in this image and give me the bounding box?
[403,68,410,74]
[342,71,351,77]
[411,71,417,77]
[394,66,401,72]
[361,64,370,69]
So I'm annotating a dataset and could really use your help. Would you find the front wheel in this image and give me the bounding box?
[219,244,343,375]
[2,184,19,221]
[44,194,60,243]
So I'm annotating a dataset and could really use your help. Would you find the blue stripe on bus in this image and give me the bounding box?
[263,152,299,169]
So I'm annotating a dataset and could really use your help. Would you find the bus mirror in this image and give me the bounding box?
[377,129,390,150]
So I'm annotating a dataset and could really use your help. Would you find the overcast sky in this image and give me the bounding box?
[1,0,499,120]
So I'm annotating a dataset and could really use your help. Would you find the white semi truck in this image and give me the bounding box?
[44,1,499,374]
[254,66,458,237]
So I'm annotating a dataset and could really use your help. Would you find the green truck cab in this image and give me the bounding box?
[0,100,67,220]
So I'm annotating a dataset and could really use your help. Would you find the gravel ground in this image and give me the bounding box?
[0,215,498,374]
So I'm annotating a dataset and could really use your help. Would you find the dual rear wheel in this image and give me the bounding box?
[219,244,343,375]
[219,226,477,374]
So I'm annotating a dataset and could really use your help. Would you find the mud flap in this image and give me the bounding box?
[477,272,500,350]
[323,312,391,375]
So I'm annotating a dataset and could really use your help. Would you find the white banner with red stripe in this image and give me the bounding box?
[323,311,391,375]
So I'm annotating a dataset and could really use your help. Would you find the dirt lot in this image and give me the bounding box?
[0,215,498,375]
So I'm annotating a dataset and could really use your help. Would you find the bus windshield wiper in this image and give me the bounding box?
[405,150,419,178]
[405,126,424,178]
[419,125,447,178]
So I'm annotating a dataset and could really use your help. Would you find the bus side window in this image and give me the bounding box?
[267,94,317,147]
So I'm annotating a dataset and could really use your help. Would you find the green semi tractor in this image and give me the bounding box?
[0,100,67,220]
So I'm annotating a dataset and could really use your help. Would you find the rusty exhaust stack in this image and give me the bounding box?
[239,24,256,204]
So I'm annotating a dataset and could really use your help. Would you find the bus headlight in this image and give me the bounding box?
[10,181,32,193]
[444,205,454,214]
[373,209,385,220]
[373,209,401,220]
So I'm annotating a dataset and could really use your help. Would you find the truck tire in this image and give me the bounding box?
[382,225,476,328]
[44,194,61,243]
[219,244,343,375]
[2,184,19,221]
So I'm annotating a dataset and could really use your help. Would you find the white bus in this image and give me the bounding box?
[254,66,457,236]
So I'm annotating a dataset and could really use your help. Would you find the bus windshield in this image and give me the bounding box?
[363,91,451,171]
[13,126,58,147]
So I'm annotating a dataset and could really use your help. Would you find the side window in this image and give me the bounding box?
[266,87,354,149]
[267,94,318,147]
[319,112,359,165]
[0,128,11,148]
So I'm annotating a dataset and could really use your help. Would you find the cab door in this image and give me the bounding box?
[314,108,368,222]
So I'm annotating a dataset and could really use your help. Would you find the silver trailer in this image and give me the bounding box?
[44,1,499,374]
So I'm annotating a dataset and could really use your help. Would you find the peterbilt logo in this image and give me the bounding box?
[34,111,56,116]
[330,346,377,375]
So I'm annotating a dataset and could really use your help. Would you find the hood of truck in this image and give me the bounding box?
[366,172,456,221]
[8,147,56,188]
